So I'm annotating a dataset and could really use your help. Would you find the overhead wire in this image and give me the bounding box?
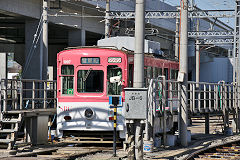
[22,14,43,78]
[23,0,234,78]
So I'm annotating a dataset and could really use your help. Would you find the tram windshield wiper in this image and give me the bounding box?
[83,68,93,82]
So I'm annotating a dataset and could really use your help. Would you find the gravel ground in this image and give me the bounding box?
[76,150,127,160]
[75,117,238,160]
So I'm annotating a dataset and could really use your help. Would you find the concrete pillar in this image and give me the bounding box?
[179,0,189,147]
[24,117,32,143]
[42,0,48,80]
[133,0,145,88]
[105,0,110,38]
[205,113,210,134]
[175,18,179,59]
[196,19,200,87]
[81,29,86,46]
[0,53,7,79]
[24,20,41,79]
[14,44,25,67]
[68,29,86,47]
[26,116,49,145]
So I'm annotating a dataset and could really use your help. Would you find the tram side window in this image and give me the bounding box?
[170,69,178,97]
[170,69,178,80]
[153,67,158,78]
[170,69,175,80]
[144,66,153,87]
[157,68,162,78]
[77,70,104,93]
[61,65,74,95]
[128,64,133,87]
[164,68,168,80]
[144,67,147,87]
[107,65,122,95]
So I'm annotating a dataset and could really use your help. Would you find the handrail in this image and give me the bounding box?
[0,79,57,112]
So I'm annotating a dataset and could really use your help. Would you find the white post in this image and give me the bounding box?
[179,0,189,147]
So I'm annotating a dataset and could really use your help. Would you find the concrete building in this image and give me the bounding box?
[0,0,233,83]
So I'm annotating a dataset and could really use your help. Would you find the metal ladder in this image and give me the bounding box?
[0,111,23,150]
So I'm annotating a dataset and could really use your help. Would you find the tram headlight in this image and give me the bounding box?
[84,108,94,120]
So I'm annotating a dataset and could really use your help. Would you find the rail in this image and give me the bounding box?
[0,79,57,112]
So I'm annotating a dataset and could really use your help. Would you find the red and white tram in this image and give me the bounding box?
[56,47,178,138]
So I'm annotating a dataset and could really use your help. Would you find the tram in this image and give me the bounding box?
[56,47,178,138]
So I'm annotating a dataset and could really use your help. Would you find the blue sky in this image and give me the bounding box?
[164,0,235,28]
[164,0,235,9]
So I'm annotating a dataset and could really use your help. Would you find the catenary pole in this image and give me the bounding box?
[133,0,145,159]
[179,0,188,147]
[105,0,110,38]
[42,0,48,80]
[175,17,179,59]
[133,0,145,88]
[196,19,200,87]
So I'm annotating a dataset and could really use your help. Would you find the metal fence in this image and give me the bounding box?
[188,81,240,114]
[146,78,240,142]
[148,79,240,116]
[0,79,57,112]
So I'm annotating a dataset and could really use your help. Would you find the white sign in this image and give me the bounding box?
[108,57,122,63]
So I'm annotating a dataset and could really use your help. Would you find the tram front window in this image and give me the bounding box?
[61,65,74,95]
[77,69,104,93]
[107,65,122,95]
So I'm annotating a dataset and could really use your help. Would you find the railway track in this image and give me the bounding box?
[0,136,124,160]
[0,145,120,160]
[186,137,240,160]
[195,144,240,160]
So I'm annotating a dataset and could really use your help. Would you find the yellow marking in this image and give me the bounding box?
[114,123,117,128]
[114,108,117,112]
[114,116,117,120]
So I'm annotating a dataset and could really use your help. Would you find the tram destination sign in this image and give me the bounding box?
[81,57,100,64]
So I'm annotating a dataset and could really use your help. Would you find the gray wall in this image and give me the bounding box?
[192,57,233,83]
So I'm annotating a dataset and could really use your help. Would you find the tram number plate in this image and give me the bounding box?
[108,57,122,63]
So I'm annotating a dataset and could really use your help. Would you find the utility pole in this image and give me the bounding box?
[179,0,188,147]
[175,17,179,59]
[42,0,48,80]
[234,0,240,134]
[190,0,195,10]
[196,19,200,86]
[133,0,145,159]
[105,0,110,38]
[233,0,240,83]
[134,0,145,88]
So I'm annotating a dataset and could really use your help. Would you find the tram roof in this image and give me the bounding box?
[59,46,178,62]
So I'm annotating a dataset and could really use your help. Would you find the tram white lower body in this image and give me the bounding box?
[57,101,126,138]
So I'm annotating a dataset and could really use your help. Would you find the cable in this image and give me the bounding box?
[64,1,105,12]
[22,27,43,77]
[22,15,43,77]
[22,16,43,78]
